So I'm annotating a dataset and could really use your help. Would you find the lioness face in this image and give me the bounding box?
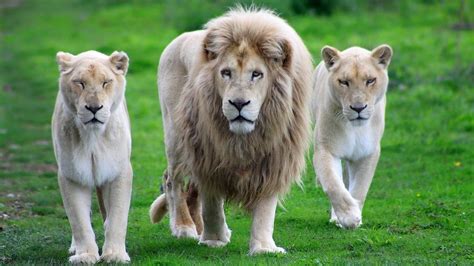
[56,51,128,130]
[217,48,270,135]
[322,45,392,126]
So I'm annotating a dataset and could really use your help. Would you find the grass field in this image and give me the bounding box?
[1,0,473,264]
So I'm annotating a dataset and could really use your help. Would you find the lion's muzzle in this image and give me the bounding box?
[223,98,259,135]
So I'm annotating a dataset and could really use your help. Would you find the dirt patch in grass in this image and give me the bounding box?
[0,154,57,175]
[0,192,35,222]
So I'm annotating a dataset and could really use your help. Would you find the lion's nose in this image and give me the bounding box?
[229,99,250,111]
[85,105,103,114]
[350,104,367,113]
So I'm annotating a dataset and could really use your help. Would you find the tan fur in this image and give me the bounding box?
[312,45,392,229]
[52,50,132,263]
[150,8,312,254]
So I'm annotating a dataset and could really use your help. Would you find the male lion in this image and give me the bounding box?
[52,51,132,263]
[149,8,313,254]
[312,45,393,229]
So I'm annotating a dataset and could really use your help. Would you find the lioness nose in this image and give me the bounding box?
[229,99,250,111]
[85,105,103,114]
[350,104,367,113]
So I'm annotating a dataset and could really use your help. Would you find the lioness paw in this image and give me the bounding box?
[100,251,130,264]
[69,252,100,264]
[68,244,76,255]
[329,207,338,224]
[330,196,362,229]
[334,199,362,229]
[249,244,286,256]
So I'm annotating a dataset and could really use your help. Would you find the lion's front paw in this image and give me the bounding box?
[199,239,229,248]
[249,241,286,256]
[69,252,100,264]
[172,225,199,239]
[333,196,362,229]
[199,226,231,248]
[100,250,130,264]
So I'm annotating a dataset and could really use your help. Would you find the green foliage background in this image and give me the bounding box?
[0,0,473,264]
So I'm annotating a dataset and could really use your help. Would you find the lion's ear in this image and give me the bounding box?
[371,44,392,69]
[261,38,292,69]
[109,51,129,75]
[321,46,340,71]
[56,51,74,73]
[203,33,218,61]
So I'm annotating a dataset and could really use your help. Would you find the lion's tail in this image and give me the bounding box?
[149,193,168,223]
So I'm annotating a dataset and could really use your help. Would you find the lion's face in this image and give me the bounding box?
[216,47,271,135]
[322,45,392,126]
[56,51,128,130]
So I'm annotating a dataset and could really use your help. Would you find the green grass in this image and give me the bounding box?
[1,0,473,264]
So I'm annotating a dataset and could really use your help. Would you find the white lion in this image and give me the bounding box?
[52,50,132,263]
[149,8,313,255]
[312,44,393,229]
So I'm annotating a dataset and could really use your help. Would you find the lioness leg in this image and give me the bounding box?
[329,161,346,223]
[347,147,380,216]
[68,236,76,254]
[99,165,132,263]
[58,176,99,264]
[199,194,231,247]
[166,167,198,239]
[314,150,361,229]
[249,195,285,255]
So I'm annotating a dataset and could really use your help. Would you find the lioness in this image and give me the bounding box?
[312,45,393,229]
[52,51,132,263]
[150,8,312,254]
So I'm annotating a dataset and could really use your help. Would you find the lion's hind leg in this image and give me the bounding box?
[187,181,203,235]
[150,172,202,238]
[165,169,199,239]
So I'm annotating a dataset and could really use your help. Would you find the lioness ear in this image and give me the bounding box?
[109,51,129,75]
[321,46,340,71]
[56,51,74,73]
[371,44,393,69]
[261,38,292,69]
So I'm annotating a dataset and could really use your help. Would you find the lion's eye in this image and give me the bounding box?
[102,81,109,88]
[338,79,349,87]
[221,69,231,79]
[366,78,376,86]
[251,71,263,81]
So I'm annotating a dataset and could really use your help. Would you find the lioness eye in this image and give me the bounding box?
[338,79,349,87]
[102,81,109,88]
[78,82,85,89]
[221,69,231,79]
[366,78,376,86]
[251,71,263,81]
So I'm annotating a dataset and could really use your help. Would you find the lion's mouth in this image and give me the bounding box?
[85,117,104,124]
[231,115,254,124]
[350,116,369,122]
